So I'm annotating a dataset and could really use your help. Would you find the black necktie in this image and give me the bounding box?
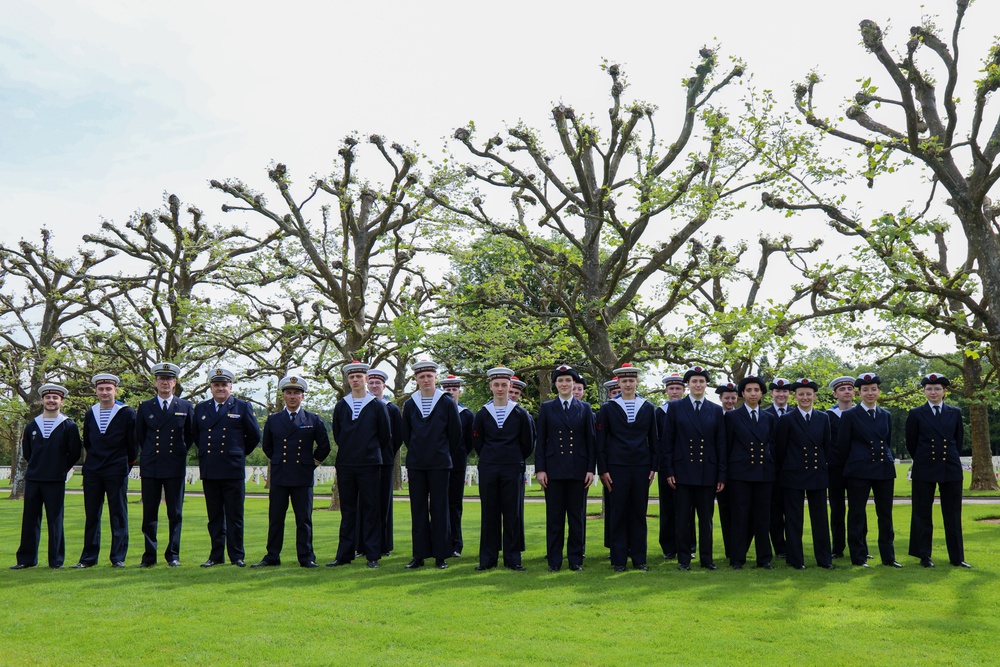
[751,410,757,423]
[290,411,296,421]
[805,412,811,423]
[563,401,569,411]
[933,405,940,418]
[162,400,169,412]
[694,400,701,413]
[778,408,785,415]
[215,403,220,413]
[868,408,876,420]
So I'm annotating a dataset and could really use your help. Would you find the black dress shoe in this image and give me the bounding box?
[167,560,180,567]
[382,551,393,557]
[677,563,691,571]
[663,552,676,560]
[506,563,526,571]
[731,564,743,570]
[233,560,246,567]
[792,565,806,570]
[757,563,774,570]
[137,562,155,568]
[71,562,93,569]
[474,563,496,571]
[635,564,649,571]
[920,558,935,568]
[251,561,278,568]
[821,564,836,570]
[613,565,626,572]
[775,552,786,559]
[367,560,379,569]
[832,552,844,559]
[49,564,63,569]
[200,560,220,568]
[568,563,583,571]
[9,564,31,570]
[884,560,903,568]
[301,561,318,568]
[111,561,125,568]
[701,562,718,571]
[326,560,350,567]
[404,558,425,569]
[866,554,874,560]
[854,562,870,568]
[451,551,462,558]
[952,561,972,569]
[435,559,448,569]
[548,567,559,573]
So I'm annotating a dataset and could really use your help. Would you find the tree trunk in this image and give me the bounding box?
[8,440,26,500]
[393,451,403,491]
[962,353,998,490]
[327,470,341,510]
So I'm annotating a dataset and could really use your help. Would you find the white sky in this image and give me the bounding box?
[2,0,996,397]
[4,0,996,252]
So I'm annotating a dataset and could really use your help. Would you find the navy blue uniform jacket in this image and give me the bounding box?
[661,398,725,485]
[332,397,390,467]
[263,409,331,486]
[385,401,404,465]
[773,410,831,490]
[136,396,195,479]
[22,418,82,482]
[905,403,963,483]
[192,397,261,480]
[82,405,138,478]
[725,407,777,483]
[472,405,534,465]
[836,406,895,481]
[535,398,596,480]
[596,399,657,475]
[401,393,462,470]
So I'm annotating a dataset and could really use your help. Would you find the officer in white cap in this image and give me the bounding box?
[73,373,137,569]
[253,375,331,568]
[135,362,194,567]
[192,367,261,567]
[11,384,82,570]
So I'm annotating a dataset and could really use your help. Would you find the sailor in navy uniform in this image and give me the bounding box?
[655,372,691,560]
[252,375,331,568]
[725,376,777,569]
[327,362,389,568]
[906,373,971,568]
[136,362,194,567]
[773,378,834,570]
[597,363,657,572]
[535,365,596,571]
[715,381,739,561]
[825,375,856,559]
[601,376,621,553]
[836,372,900,567]
[472,367,535,570]
[73,373,137,568]
[402,359,462,569]
[366,368,404,557]
[440,374,473,558]
[764,377,792,558]
[662,366,725,571]
[193,367,261,567]
[11,383,82,570]
[508,376,533,556]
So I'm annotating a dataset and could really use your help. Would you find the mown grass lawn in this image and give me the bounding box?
[1,490,998,666]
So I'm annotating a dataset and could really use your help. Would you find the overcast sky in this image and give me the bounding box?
[4,0,996,254]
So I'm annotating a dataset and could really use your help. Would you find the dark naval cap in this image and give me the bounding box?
[920,373,949,388]
[854,372,881,387]
[737,376,767,396]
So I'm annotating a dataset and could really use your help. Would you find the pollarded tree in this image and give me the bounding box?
[429,54,790,378]
[0,229,127,497]
[762,1,1000,489]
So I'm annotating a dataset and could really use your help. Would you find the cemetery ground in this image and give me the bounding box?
[0,479,997,666]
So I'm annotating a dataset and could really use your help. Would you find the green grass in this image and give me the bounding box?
[1,489,998,666]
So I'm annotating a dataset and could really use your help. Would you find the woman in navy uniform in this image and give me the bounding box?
[836,371,900,568]
[440,374,474,558]
[906,373,970,568]
[472,367,534,571]
[661,366,725,571]
[11,383,82,570]
[825,375,857,559]
[192,367,261,568]
[598,363,657,572]
[725,376,777,569]
[773,378,834,570]
[535,365,596,572]
[74,373,137,569]
[136,362,194,567]
[655,372,690,560]
[253,375,331,568]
